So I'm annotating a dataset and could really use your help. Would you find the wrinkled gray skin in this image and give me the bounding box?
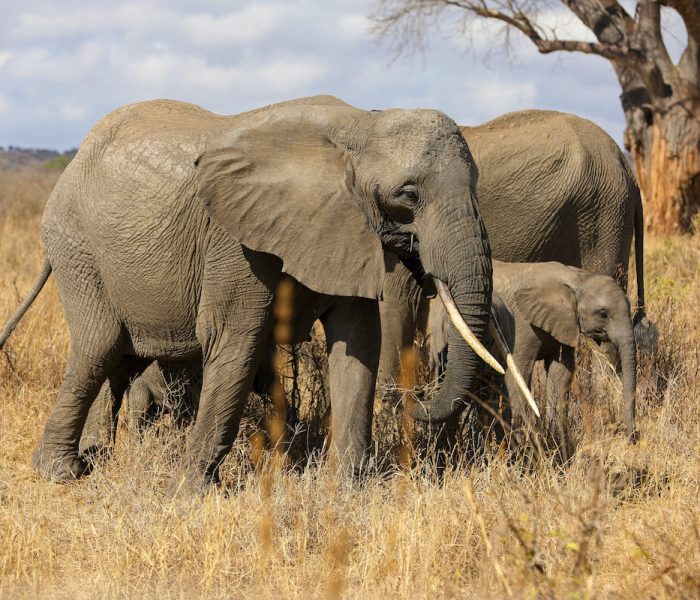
[379,110,647,405]
[430,260,637,451]
[3,95,493,488]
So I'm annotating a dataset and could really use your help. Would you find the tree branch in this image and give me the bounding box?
[445,0,635,60]
[372,0,699,97]
[637,0,678,95]
[560,0,632,46]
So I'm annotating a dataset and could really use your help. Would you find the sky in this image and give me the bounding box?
[0,0,688,151]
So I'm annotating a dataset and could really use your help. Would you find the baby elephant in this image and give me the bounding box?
[429,260,637,444]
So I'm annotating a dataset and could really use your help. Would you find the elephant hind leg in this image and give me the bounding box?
[32,264,127,481]
[32,336,125,482]
[125,368,160,439]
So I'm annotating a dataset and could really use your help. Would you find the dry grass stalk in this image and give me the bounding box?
[464,477,513,598]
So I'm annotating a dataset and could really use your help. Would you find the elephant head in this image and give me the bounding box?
[194,99,497,422]
[515,265,637,438]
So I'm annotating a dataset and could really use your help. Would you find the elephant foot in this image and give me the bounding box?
[633,315,658,357]
[31,446,87,482]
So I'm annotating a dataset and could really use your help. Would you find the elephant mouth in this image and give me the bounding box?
[381,229,419,258]
[587,329,609,343]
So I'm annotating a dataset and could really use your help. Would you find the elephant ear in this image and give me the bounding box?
[514,280,579,347]
[195,110,385,298]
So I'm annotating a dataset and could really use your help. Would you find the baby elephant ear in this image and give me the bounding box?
[515,281,579,347]
[195,111,385,299]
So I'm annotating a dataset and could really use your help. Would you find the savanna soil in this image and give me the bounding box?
[0,169,698,598]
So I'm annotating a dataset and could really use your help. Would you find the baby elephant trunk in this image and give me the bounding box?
[612,320,637,440]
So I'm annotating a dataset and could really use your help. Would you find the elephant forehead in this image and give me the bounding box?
[377,110,460,144]
[372,110,470,172]
[584,276,627,303]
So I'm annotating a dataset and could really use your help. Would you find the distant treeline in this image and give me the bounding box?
[0,146,78,171]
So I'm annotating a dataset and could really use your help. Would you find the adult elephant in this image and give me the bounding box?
[0,95,500,489]
[378,109,647,397]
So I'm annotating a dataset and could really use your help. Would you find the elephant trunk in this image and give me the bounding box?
[612,320,637,440]
[407,206,492,422]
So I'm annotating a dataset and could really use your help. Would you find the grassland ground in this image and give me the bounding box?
[0,169,698,598]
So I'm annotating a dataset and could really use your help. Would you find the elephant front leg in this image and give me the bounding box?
[545,348,575,462]
[171,324,270,494]
[322,299,381,476]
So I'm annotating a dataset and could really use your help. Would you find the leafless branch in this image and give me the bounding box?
[373,0,639,62]
[371,0,698,101]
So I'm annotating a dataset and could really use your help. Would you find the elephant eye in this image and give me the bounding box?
[398,185,419,203]
[598,308,609,319]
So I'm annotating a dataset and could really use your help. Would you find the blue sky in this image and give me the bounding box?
[0,1,687,150]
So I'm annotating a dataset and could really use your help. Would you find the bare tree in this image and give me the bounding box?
[373,1,700,234]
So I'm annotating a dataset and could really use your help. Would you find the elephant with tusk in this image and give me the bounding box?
[0,95,514,490]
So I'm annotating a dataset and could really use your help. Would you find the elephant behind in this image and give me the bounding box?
[379,109,648,395]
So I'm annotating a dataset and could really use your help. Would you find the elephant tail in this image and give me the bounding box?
[633,189,645,321]
[0,257,52,350]
[631,187,658,354]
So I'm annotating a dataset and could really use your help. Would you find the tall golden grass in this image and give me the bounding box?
[0,169,698,598]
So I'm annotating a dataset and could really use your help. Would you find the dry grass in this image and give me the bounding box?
[1,172,699,599]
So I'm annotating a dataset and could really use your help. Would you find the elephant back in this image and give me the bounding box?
[462,109,636,278]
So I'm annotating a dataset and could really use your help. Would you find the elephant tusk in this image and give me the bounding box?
[435,279,505,375]
[488,320,540,418]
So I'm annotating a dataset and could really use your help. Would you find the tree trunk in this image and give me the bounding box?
[624,98,700,234]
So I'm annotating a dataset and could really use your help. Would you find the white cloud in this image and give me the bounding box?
[58,101,87,121]
[180,4,289,46]
[7,43,104,83]
[338,14,372,40]
[104,45,326,98]
[14,5,142,40]
[254,58,327,92]
[12,2,289,48]
[467,79,537,118]
[0,0,629,149]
